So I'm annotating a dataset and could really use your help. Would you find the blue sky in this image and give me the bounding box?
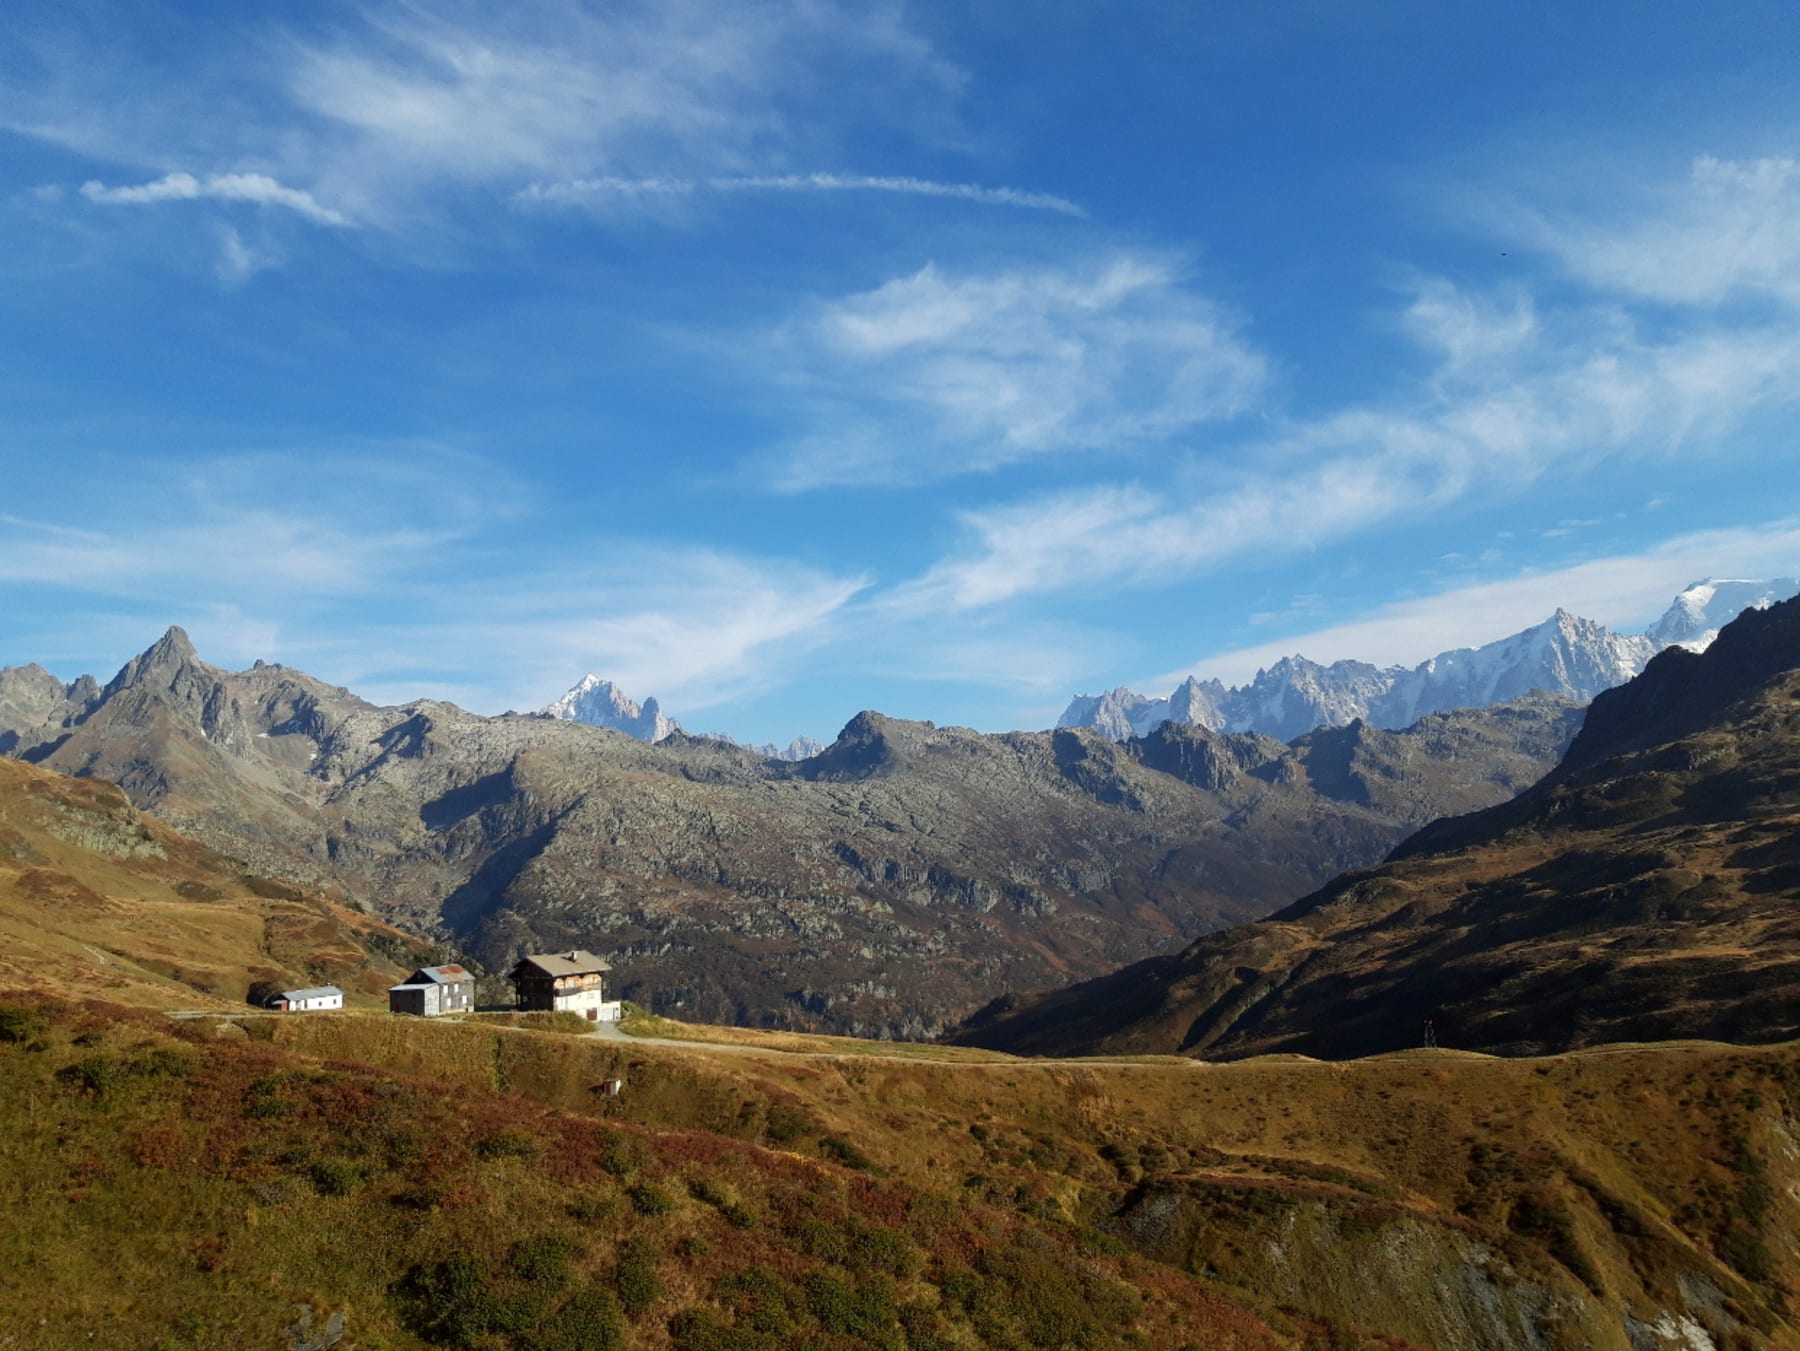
[4,2,1800,746]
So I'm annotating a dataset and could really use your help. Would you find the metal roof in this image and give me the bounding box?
[388,983,433,992]
[408,964,471,984]
[280,986,342,1000]
[511,950,611,978]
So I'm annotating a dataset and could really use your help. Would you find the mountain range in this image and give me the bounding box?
[959,588,1800,1060]
[1059,577,1800,743]
[0,627,1578,1036]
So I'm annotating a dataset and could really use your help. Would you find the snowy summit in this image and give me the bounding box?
[1059,579,1800,743]
[543,676,677,743]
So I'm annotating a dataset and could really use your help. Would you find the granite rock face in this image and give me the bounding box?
[0,629,1580,1035]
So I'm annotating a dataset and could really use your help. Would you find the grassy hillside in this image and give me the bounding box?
[5,995,1799,1348]
[0,757,423,1009]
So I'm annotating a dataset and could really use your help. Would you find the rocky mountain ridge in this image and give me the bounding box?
[960,590,1800,1060]
[1062,577,1800,743]
[0,628,1580,1036]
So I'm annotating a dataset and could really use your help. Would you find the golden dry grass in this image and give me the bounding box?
[619,1007,1020,1062]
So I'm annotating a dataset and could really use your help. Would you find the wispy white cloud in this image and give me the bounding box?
[274,554,869,720]
[757,253,1267,489]
[1502,154,1800,307]
[79,171,352,226]
[0,448,866,719]
[517,172,1084,217]
[0,447,504,602]
[432,551,872,714]
[1399,276,1537,372]
[282,1,966,224]
[1146,517,1800,690]
[7,2,966,233]
[893,263,1800,612]
[214,224,279,285]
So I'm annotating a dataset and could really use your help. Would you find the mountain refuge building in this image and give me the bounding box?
[509,950,620,1022]
[388,963,476,1017]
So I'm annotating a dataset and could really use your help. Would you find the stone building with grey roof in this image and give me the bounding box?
[388,963,476,1017]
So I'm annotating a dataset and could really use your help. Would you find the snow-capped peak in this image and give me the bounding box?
[1057,576,1797,744]
[544,676,822,758]
[1647,578,1800,651]
[543,675,678,743]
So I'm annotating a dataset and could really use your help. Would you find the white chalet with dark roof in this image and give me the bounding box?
[509,950,619,1022]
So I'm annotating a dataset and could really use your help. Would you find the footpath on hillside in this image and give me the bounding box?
[165,1004,1215,1069]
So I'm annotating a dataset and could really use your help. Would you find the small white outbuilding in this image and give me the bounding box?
[271,985,344,1012]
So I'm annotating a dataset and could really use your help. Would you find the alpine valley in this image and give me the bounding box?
[1,579,1792,1039]
[0,627,1577,1037]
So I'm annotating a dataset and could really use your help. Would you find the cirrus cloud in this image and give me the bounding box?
[755,252,1268,490]
[1501,154,1800,307]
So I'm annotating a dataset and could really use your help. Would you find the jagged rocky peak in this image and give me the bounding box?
[1166,674,1228,730]
[1133,719,1283,792]
[106,624,203,694]
[0,662,68,704]
[1058,687,1173,740]
[0,663,88,738]
[1058,577,1799,744]
[542,674,678,743]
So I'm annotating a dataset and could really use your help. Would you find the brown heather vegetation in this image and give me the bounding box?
[4,997,1800,1348]
[1,998,1303,1350]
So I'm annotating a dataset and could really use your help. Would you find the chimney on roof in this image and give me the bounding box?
[568,951,578,960]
